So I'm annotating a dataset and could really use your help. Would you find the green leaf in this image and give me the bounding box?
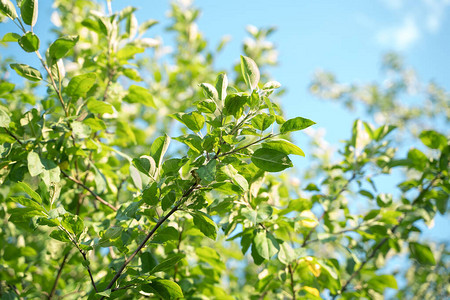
[221,164,248,191]
[196,99,216,114]
[409,242,436,265]
[278,241,296,265]
[367,275,398,292]
[215,73,228,101]
[122,68,142,81]
[86,98,113,114]
[16,181,42,203]
[123,85,155,107]
[172,112,205,132]
[27,151,45,177]
[199,82,218,100]
[419,130,447,150]
[96,290,111,298]
[62,214,84,237]
[150,134,171,167]
[407,148,428,170]
[48,35,79,63]
[152,226,179,243]
[0,0,18,20]
[10,63,43,81]
[224,93,247,118]
[9,196,42,211]
[161,191,176,211]
[190,211,217,240]
[18,31,39,52]
[71,121,91,139]
[20,0,38,26]
[49,230,71,243]
[138,19,158,35]
[0,107,11,127]
[280,117,316,134]
[143,279,183,300]
[132,155,156,177]
[1,32,20,42]
[240,55,260,91]
[251,113,275,131]
[150,253,185,274]
[197,160,217,183]
[117,45,144,60]
[262,139,305,156]
[66,73,96,98]
[251,148,293,172]
[253,230,279,260]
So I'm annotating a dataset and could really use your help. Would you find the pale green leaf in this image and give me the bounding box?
[27,151,45,177]
[262,139,305,156]
[0,0,18,20]
[0,107,11,127]
[10,63,43,81]
[123,85,155,107]
[240,55,260,91]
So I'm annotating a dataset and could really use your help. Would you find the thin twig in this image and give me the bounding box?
[3,128,23,145]
[100,181,199,297]
[61,170,118,211]
[34,51,68,117]
[288,263,296,300]
[335,172,442,298]
[217,133,275,158]
[48,252,70,299]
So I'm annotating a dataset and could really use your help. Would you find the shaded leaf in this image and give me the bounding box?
[190,211,217,240]
[150,253,185,274]
[143,279,183,300]
[409,242,436,265]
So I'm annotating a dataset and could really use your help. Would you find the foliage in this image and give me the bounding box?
[0,1,449,299]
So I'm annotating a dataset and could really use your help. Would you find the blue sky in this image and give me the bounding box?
[1,1,449,241]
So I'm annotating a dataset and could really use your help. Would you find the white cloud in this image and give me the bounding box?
[372,0,450,50]
[381,0,405,10]
[422,0,450,32]
[376,16,420,50]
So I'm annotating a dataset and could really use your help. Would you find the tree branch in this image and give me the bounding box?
[3,128,23,145]
[61,170,118,211]
[100,181,199,297]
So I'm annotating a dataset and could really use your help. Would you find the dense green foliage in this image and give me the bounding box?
[0,1,449,299]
